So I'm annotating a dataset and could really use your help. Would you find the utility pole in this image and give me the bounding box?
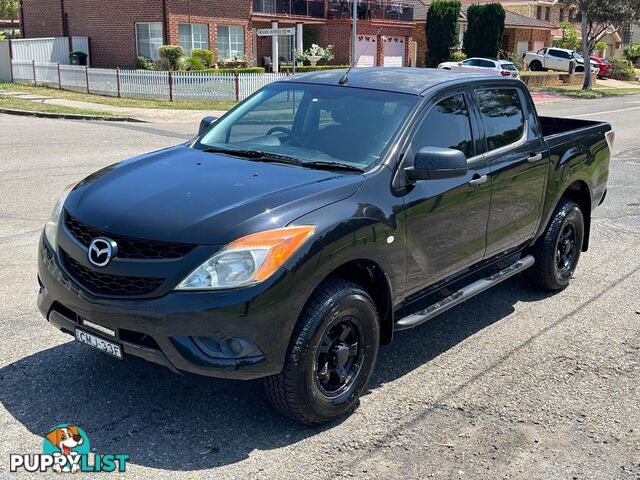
[351,0,357,64]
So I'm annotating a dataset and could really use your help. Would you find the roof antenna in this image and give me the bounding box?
[339,26,384,85]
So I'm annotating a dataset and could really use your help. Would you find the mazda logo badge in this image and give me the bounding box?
[87,237,117,267]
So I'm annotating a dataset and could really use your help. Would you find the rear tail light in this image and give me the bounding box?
[500,70,511,76]
[605,130,615,151]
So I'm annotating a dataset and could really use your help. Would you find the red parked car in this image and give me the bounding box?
[590,56,613,77]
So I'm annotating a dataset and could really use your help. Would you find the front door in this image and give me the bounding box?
[473,87,548,258]
[402,92,492,295]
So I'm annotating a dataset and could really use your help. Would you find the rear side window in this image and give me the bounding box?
[476,89,525,151]
[412,94,474,159]
[502,63,517,71]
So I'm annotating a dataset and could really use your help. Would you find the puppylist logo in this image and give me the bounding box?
[10,424,129,473]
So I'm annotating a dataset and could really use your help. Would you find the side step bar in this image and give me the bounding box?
[395,255,535,331]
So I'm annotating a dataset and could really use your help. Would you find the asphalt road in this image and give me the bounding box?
[0,95,639,479]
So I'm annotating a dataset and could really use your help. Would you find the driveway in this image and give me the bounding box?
[0,96,639,479]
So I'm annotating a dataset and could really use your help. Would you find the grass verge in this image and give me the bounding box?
[0,95,122,117]
[530,85,640,99]
[0,82,237,111]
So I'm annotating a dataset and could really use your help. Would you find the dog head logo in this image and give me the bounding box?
[42,425,90,472]
[45,425,85,456]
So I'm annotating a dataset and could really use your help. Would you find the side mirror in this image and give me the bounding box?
[404,147,468,182]
[198,116,219,136]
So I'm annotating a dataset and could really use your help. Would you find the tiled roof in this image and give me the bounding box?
[411,1,556,30]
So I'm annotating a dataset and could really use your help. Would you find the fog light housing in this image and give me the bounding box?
[193,336,262,359]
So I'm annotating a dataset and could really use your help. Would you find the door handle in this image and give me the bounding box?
[528,153,543,163]
[468,174,488,188]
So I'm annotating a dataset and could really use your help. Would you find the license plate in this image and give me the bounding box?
[75,328,123,359]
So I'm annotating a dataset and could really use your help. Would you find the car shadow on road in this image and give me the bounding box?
[0,276,554,471]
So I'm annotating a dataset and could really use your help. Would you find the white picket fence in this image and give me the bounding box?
[10,60,288,101]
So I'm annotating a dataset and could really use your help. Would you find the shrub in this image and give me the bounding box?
[178,55,205,71]
[159,45,184,70]
[191,67,266,74]
[499,50,524,71]
[463,3,505,59]
[609,58,636,81]
[192,49,214,68]
[135,55,154,70]
[623,43,640,65]
[448,51,467,62]
[425,0,462,67]
[153,57,172,71]
[281,65,349,73]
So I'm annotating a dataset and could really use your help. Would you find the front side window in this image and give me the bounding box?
[196,83,417,170]
[179,23,209,55]
[476,89,525,151]
[135,22,163,59]
[412,94,474,159]
[217,25,244,59]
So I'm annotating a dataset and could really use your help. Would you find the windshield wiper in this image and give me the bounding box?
[202,147,363,172]
[302,161,364,172]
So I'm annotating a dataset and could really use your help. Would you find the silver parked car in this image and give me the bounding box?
[437,57,520,78]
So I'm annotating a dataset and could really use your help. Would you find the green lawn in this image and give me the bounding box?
[530,85,640,99]
[0,82,238,111]
[0,95,122,117]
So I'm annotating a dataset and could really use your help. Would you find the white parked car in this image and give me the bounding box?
[523,47,599,74]
[437,57,520,78]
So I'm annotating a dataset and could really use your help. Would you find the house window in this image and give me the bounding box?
[559,8,565,22]
[135,22,163,59]
[536,6,542,19]
[179,23,209,55]
[278,34,293,62]
[545,7,550,21]
[217,25,244,59]
[568,9,574,22]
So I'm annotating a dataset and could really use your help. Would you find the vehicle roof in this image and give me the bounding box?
[547,47,574,53]
[277,67,494,95]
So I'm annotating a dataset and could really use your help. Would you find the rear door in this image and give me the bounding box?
[473,86,548,258]
[401,90,492,294]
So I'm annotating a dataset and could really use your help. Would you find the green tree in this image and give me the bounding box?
[0,0,18,19]
[623,43,640,65]
[554,22,580,50]
[563,0,640,90]
[463,3,505,59]
[425,0,461,67]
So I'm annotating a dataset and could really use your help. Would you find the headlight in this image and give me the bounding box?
[175,225,316,290]
[44,182,77,248]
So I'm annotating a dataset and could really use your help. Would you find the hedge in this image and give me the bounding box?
[173,67,266,74]
[281,65,349,73]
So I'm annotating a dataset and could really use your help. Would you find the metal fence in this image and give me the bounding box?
[10,60,288,101]
[9,36,90,65]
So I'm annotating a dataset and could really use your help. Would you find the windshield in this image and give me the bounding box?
[502,63,518,71]
[194,82,418,170]
[572,52,584,61]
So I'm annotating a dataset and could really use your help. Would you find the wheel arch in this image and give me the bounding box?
[560,180,592,251]
[325,259,394,345]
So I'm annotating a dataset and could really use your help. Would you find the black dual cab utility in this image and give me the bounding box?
[38,68,613,424]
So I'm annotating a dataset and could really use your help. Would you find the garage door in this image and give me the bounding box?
[517,40,529,56]
[383,36,404,67]
[355,35,377,67]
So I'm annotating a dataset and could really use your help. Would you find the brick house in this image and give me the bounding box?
[19,0,417,69]
[411,0,555,66]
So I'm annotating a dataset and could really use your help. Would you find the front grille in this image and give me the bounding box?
[64,211,195,260]
[61,249,165,297]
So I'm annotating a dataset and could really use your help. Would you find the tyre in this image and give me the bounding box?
[264,279,380,424]
[525,199,584,291]
[530,60,542,71]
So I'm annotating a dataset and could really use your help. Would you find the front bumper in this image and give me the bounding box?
[37,235,311,380]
